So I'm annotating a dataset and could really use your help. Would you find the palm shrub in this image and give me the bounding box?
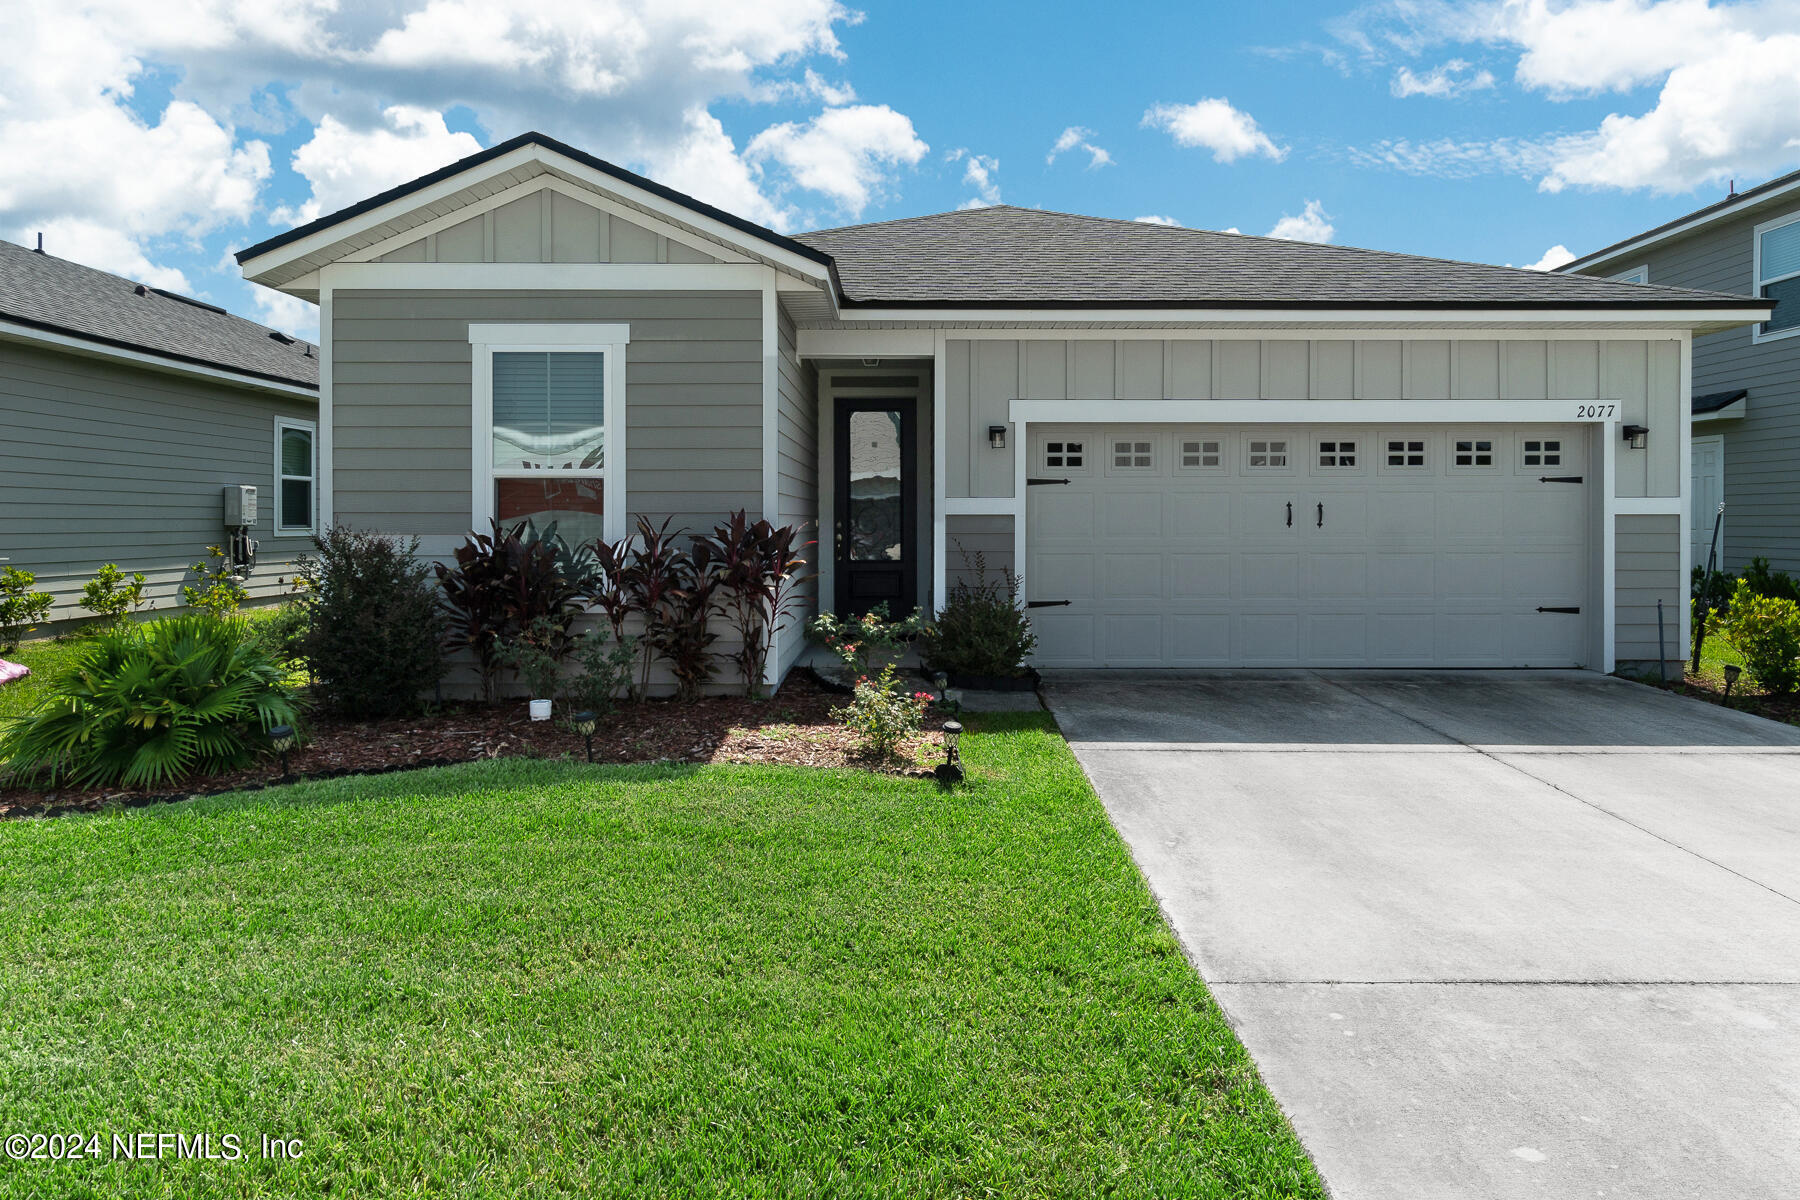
[0,614,298,788]
[920,549,1036,679]
[1721,580,1800,695]
[298,528,446,716]
[79,563,148,625]
[0,566,54,651]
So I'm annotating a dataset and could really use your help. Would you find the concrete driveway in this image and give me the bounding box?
[1045,671,1800,1200]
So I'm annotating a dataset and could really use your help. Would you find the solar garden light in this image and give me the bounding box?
[1723,663,1742,701]
[268,724,296,779]
[573,710,598,763]
[933,670,949,703]
[935,720,964,784]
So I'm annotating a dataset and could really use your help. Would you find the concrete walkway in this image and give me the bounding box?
[1045,671,1800,1200]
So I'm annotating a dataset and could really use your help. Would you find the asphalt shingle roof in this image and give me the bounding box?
[0,239,318,389]
[797,206,1762,310]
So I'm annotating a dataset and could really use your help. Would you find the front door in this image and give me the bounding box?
[834,398,917,615]
[1691,433,1725,571]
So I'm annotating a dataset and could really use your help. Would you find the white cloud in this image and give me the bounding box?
[1142,98,1285,163]
[946,148,1001,209]
[1521,243,1576,271]
[274,107,482,227]
[247,283,320,342]
[1391,58,1496,98]
[1266,199,1335,243]
[803,69,857,106]
[746,105,928,218]
[1047,125,1113,169]
[1134,214,1183,226]
[641,109,793,229]
[16,220,194,292]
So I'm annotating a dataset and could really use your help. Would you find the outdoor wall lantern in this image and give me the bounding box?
[988,425,1007,450]
[1622,424,1649,449]
[935,720,964,784]
[573,710,598,762]
[268,724,296,779]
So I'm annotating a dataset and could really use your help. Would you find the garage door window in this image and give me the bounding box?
[1451,437,1496,469]
[1044,440,1086,471]
[1109,438,1155,473]
[1384,437,1428,470]
[1246,439,1289,470]
[1178,438,1224,473]
[1521,438,1563,468]
[1316,439,1358,468]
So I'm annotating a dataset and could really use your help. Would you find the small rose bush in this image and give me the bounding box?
[834,664,932,761]
[808,604,925,676]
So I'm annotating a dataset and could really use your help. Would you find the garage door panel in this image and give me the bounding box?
[1027,423,1589,668]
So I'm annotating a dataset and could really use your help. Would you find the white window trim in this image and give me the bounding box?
[1105,431,1159,475]
[1752,209,1800,345]
[1448,432,1501,472]
[468,322,630,542]
[1310,433,1365,475]
[273,416,319,536]
[1609,264,1649,285]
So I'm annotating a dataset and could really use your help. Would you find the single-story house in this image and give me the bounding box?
[234,132,1770,687]
[1,239,320,624]
[1561,167,1800,575]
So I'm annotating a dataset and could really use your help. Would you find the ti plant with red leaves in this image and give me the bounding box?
[435,520,583,701]
[698,510,814,699]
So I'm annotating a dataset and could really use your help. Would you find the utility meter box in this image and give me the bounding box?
[223,484,258,527]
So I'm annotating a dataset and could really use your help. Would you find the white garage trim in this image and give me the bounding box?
[1009,398,1623,425]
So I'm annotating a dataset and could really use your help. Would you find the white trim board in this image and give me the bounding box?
[324,262,777,292]
[0,319,318,400]
[272,415,320,537]
[760,273,782,691]
[823,307,1770,330]
[810,326,1703,343]
[1009,398,1626,425]
[1751,208,1800,345]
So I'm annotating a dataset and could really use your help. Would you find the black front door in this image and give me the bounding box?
[834,398,917,616]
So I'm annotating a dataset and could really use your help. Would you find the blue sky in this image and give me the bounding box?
[5,1,1798,341]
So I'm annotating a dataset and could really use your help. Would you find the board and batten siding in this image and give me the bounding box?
[775,307,819,677]
[1615,514,1683,668]
[374,188,724,267]
[0,338,316,619]
[942,337,1682,499]
[1590,206,1800,572]
[330,289,763,540]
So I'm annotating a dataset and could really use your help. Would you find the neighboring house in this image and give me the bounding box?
[1,240,321,623]
[235,132,1768,687]
[1562,168,1800,576]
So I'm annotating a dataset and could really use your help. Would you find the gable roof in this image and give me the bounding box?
[0,239,318,390]
[797,206,1762,311]
[1562,167,1800,275]
[236,131,835,278]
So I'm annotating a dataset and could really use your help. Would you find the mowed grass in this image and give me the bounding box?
[0,714,1321,1199]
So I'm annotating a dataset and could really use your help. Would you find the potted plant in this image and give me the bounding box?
[919,550,1038,692]
[500,616,573,720]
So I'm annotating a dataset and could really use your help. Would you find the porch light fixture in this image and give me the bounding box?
[935,720,964,784]
[1723,663,1742,701]
[988,425,1007,450]
[573,710,598,762]
[268,724,296,779]
[1622,424,1649,449]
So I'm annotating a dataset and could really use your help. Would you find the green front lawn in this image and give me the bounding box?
[0,715,1320,1198]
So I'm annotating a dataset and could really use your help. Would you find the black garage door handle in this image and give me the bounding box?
[1317,501,1324,528]
[1286,501,1292,527]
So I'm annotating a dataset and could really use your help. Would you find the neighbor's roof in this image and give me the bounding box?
[1694,388,1749,415]
[796,206,1763,310]
[0,239,318,389]
[1562,166,1800,274]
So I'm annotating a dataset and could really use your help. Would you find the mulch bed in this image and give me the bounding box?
[0,672,951,821]
[1664,672,1800,727]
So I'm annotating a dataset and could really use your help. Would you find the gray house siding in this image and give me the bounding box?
[943,337,1682,500]
[775,307,818,678]
[946,515,1014,589]
[374,188,726,266]
[0,338,316,620]
[1615,513,1683,671]
[330,289,763,538]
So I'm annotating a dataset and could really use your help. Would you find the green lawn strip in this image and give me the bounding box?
[0,715,1320,1198]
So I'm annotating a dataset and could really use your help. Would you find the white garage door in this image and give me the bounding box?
[1027,424,1592,668]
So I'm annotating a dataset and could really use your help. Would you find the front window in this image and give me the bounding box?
[1757,213,1800,339]
[470,323,628,545]
[274,418,316,535]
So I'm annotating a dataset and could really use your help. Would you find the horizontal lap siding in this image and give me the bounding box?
[1630,215,1800,572]
[946,515,1014,589]
[330,290,763,538]
[1,341,316,618]
[1615,514,1683,666]
[776,309,819,677]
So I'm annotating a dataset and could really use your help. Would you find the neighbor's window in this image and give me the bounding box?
[274,417,316,535]
[471,323,628,546]
[1756,212,1800,339]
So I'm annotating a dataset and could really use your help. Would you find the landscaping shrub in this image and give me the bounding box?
[182,546,248,617]
[0,614,297,787]
[833,663,932,761]
[1743,556,1800,603]
[79,563,148,625]
[698,510,811,698]
[436,521,583,700]
[615,516,690,699]
[498,615,572,703]
[250,602,312,672]
[0,566,54,651]
[920,549,1036,679]
[656,560,719,703]
[298,528,446,716]
[1722,579,1800,695]
[564,626,637,716]
[808,603,925,677]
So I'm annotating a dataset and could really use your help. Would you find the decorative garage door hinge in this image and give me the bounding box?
[1536,606,1582,614]
[1537,475,1584,483]
[1025,599,1072,608]
[1025,476,1072,486]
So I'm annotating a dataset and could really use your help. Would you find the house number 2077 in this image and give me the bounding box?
[1574,403,1617,419]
